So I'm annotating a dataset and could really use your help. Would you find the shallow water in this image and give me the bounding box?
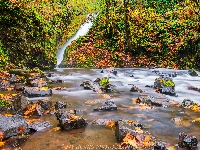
[20,68,200,150]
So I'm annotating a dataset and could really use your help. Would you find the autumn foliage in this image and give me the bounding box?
[62,0,200,69]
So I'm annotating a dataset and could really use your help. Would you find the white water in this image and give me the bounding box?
[52,68,200,105]
[56,14,97,66]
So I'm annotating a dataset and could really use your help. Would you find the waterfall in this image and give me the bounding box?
[56,14,98,67]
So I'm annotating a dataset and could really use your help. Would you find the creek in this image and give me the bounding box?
[20,68,200,149]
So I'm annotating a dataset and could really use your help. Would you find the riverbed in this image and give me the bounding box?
[19,68,200,150]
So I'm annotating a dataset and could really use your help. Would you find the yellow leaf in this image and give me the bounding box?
[0,142,5,147]
[144,135,150,142]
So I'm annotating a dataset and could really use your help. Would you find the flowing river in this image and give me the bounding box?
[20,68,200,150]
[19,13,200,150]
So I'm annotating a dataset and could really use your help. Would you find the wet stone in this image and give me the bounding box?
[130,85,143,93]
[28,121,51,131]
[14,83,24,92]
[36,99,52,110]
[182,99,194,107]
[24,103,44,116]
[178,132,198,149]
[136,96,163,107]
[154,77,176,96]
[0,80,10,91]
[12,95,29,112]
[93,100,117,111]
[55,110,87,131]
[23,86,52,98]
[152,142,167,150]
[0,115,30,140]
[115,119,139,142]
[188,69,198,76]
[7,135,30,148]
[80,81,93,90]
[54,101,68,110]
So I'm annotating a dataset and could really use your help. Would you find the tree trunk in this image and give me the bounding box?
[124,0,132,53]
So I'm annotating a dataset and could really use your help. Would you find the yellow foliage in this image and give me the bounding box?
[106,120,115,128]
[0,142,5,147]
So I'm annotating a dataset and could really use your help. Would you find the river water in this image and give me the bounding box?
[20,68,200,150]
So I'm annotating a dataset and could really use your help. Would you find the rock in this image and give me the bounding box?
[149,66,155,69]
[80,81,93,90]
[14,83,24,92]
[188,86,200,92]
[178,132,198,149]
[54,101,68,110]
[24,103,44,116]
[12,95,30,112]
[182,99,194,107]
[154,77,176,96]
[0,79,10,91]
[93,100,117,111]
[36,99,52,110]
[136,96,163,107]
[115,119,140,142]
[0,115,30,140]
[28,121,51,131]
[130,86,143,93]
[188,69,198,76]
[7,135,30,148]
[55,110,87,131]
[23,86,52,98]
[113,69,117,76]
[152,142,167,150]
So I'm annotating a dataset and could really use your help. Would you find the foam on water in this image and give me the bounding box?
[51,68,200,105]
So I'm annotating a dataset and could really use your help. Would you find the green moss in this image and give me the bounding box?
[161,79,175,87]
[0,99,11,109]
[100,77,109,88]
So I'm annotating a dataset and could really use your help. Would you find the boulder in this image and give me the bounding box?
[136,96,163,107]
[152,142,167,150]
[55,110,87,131]
[36,99,52,110]
[54,101,68,110]
[7,135,30,148]
[154,77,176,96]
[12,95,30,112]
[93,100,117,111]
[178,132,198,149]
[28,121,51,131]
[0,115,30,140]
[23,86,52,98]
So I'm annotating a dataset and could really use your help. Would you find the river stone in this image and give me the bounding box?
[54,101,68,110]
[93,100,117,111]
[152,142,167,150]
[178,132,198,149]
[0,115,30,140]
[14,83,24,92]
[28,121,51,131]
[136,95,163,107]
[36,99,52,110]
[115,119,138,142]
[23,86,52,98]
[56,110,87,131]
[12,95,30,111]
[7,135,30,148]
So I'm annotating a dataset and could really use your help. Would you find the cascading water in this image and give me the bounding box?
[56,14,97,67]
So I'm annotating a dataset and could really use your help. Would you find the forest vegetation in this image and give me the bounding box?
[0,0,200,70]
[62,0,200,69]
